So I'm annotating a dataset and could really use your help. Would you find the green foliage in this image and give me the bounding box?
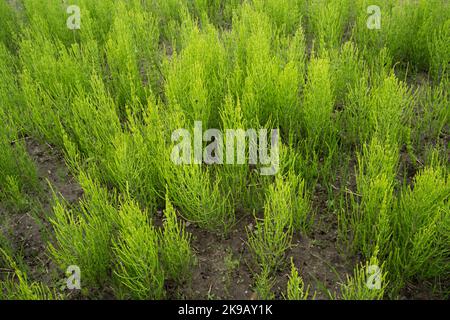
[165,163,235,234]
[343,70,410,147]
[248,173,305,273]
[65,74,121,157]
[302,56,335,146]
[0,0,448,301]
[351,0,389,54]
[22,0,78,45]
[331,41,365,108]
[342,137,398,258]
[113,199,165,299]
[164,18,227,128]
[389,166,449,290]
[409,81,449,150]
[428,19,450,81]
[273,171,312,233]
[339,252,388,300]
[49,173,116,289]
[159,193,195,283]
[284,259,313,300]
[217,94,252,210]
[105,2,159,112]
[0,0,18,50]
[369,74,411,144]
[78,0,117,45]
[299,54,338,183]
[227,3,304,129]
[353,0,449,80]
[0,43,23,131]
[253,0,302,34]
[254,267,275,300]
[0,249,60,300]
[19,32,101,145]
[0,130,38,210]
[307,0,351,53]
[0,98,38,210]
[387,0,449,73]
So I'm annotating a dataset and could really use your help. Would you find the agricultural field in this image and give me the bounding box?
[0,0,448,301]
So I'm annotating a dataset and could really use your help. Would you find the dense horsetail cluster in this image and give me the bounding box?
[0,0,448,300]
